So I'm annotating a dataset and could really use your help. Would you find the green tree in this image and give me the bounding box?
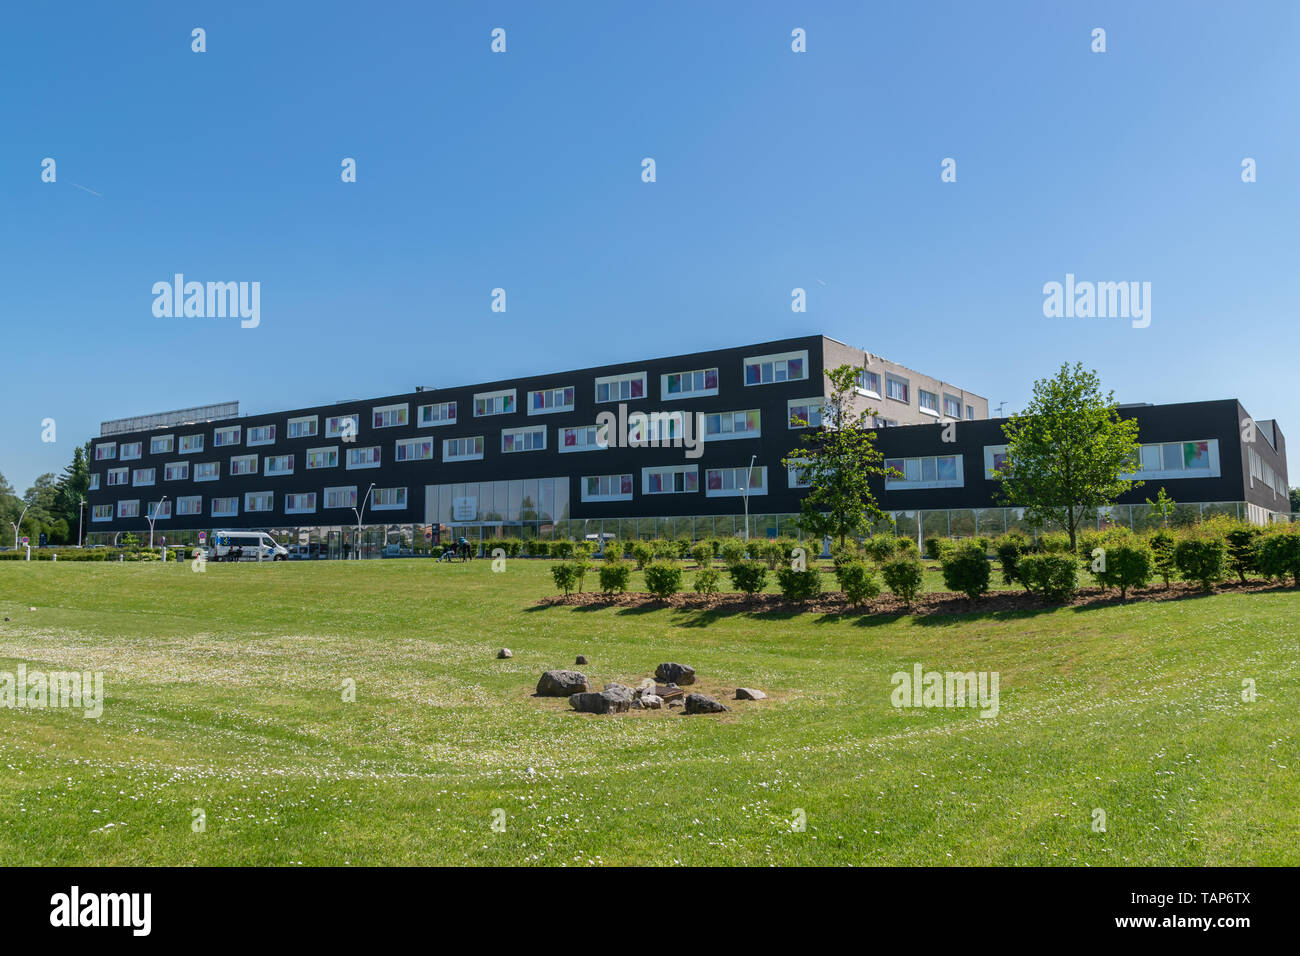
[993,363,1142,553]
[1290,487,1300,514]
[52,442,92,544]
[783,364,893,549]
[1146,487,1175,528]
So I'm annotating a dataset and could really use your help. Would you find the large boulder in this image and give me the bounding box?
[570,687,633,714]
[536,670,590,697]
[683,693,729,715]
[634,694,663,710]
[735,687,766,701]
[655,662,696,686]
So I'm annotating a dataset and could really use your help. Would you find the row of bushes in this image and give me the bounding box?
[0,547,169,562]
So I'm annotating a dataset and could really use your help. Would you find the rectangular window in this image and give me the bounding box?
[179,434,204,454]
[214,426,241,447]
[473,389,516,417]
[743,350,807,386]
[147,500,171,520]
[163,461,189,481]
[306,447,339,469]
[1123,439,1219,480]
[856,369,881,397]
[230,455,258,476]
[502,426,546,453]
[395,437,435,461]
[661,367,719,400]
[265,454,295,475]
[918,389,939,415]
[286,416,318,439]
[325,414,359,439]
[133,468,156,487]
[195,461,220,482]
[787,460,812,488]
[89,474,100,491]
[581,473,634,502]
[527,387,575,415]
[983,445,1009,479]
[247,425,276,446]
[176,495,202,516]
[244,492,273,513]
[703,409,760,442]
[211,497,239,518]
[150,435,174,455]
[788,399,823,429]
[884,455,964,489]
[285,492,317,515]
[418,402,457,427]
[966,405,975,420]
[119,441,142,461]
[642,465,698,495]
[943,394,962,418]
[559,425,607,453]
[372,487,407,510]
[705,466,767,498]
[594,372,646,404]
[372,403,409,428]
[107,467,129,486]
[346,446,381,469]
[91,504,113,521]
[886,376,909,403]
[324,486,357,509]
[443,436,484,461]
[117,499,140,518]
[95,443,117,461]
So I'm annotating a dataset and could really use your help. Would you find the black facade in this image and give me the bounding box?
[84,336,1290,541]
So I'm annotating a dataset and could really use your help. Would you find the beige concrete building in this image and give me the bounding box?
[821,336,989,428]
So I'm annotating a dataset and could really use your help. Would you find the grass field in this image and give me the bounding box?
[0,557,1296,866]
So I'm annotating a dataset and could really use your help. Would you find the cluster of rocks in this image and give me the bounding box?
[529,659,764,717]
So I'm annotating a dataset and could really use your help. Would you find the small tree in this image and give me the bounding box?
[940,543,991,602]
[993,363,1142,553]
[1146,488,1176,528]
[783,364,892,549]
[881,555,924,605]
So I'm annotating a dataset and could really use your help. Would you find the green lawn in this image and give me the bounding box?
[0,558,1295,866]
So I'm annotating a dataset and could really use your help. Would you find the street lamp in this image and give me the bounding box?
[351,483,376,560]
[77,498,85,548]
[741,453,757,541]
[145,496,168,549]
[11,501,31,549]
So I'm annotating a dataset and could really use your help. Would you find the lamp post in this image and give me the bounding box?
[77,498,85,548]
[741,454,757,541]
[145,496,167,549]
[11,501,31,549]
[351,483,376,560]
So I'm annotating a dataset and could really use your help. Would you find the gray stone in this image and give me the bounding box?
[667,700,684,709]
[683,693,729,715]
[570,688,633,714]
[638,694,664,710]
[735,687,766,701]
[575,655,588,665]
[497,648,512,659]
[655,662,696,686]
[536,670,590,697]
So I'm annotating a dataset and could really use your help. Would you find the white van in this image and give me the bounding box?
[207,530,288,562]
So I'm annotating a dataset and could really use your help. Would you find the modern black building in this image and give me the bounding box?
[83,335,1289,554]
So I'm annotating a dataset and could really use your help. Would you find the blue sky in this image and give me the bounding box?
[3,0,1298,491]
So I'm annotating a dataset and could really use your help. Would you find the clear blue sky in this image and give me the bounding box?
[3,0,1297,491]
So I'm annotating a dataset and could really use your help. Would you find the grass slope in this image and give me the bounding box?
[0,558,1295,866]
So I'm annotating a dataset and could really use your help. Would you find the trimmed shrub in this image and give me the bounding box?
[573,541,596,559]
[1256,528,1300,586]
[601,539,624,561]
[643,561,683,600]
[551,540,575,559]
[835,560,881,605]
[940,543,991,601]
[923,536,954,561]
[652,538,678,561]
[1174,536,1226,591]
[528,539,551,558]
[863,536,897,564]
[895,537,919,556]
[976,536,992,555]
[831,543,861,577]
[1224,525,1262,583]
[690,542,714,567]
[881,556,924,605]
[629,540,654,570]
[995,536,1026,585]
[550,562,579,596]
[694,566,721,595]
[728,560,768,597]
[1149,530,1177,587]
[1037,532,1072,554]
[598,561,632,595]
[759,540,786,570]
[1016,554,1078,603]
[720,538,748,567]
[775,566,822,603]
[1106,543,1153,598]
